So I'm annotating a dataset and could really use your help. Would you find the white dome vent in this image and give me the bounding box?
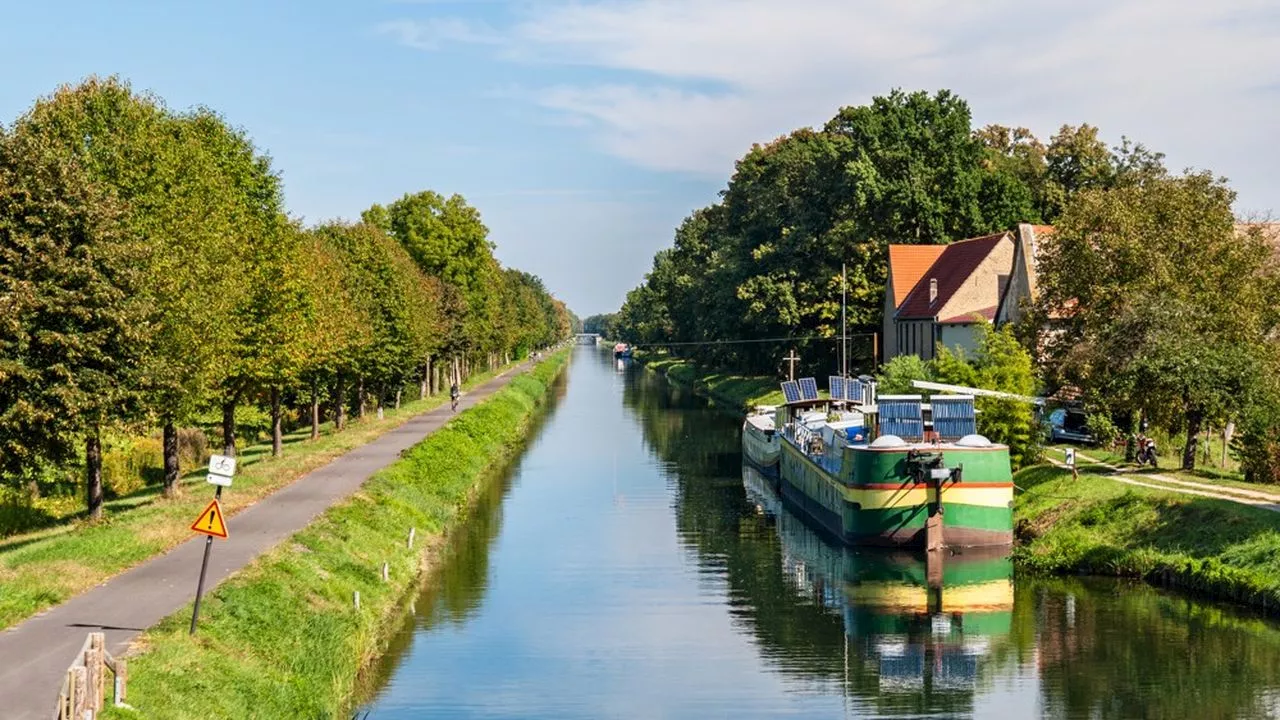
[955,434,993,447]
[869,435,907,448]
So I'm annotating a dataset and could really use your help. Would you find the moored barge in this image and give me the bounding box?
[773,377,1013,550]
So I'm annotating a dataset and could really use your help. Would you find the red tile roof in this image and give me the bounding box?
[887,245,946,308]
[941,305,998,324]
[896,233,1009,319]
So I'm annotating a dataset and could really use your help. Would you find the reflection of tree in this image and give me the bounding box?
[357,370,570,699]
[1027,576,1280,719]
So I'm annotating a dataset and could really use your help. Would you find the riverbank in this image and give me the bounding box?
[632,351,783,412]
[0,364,517,633]
[99,351,568,719]
[1013,464,1280,613]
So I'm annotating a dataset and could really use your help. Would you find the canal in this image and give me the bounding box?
[357,346,1280,719]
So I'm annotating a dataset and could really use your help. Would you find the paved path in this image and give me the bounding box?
[0,363,532,719]
[1046,449,1280,512]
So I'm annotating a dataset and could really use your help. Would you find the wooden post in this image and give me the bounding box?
[784,350,800,382]
[873,332,879,365]
[354,591,361,610]
[87,632,105,711]
[382,562,389,582]
[407,527,415,549]
[115,658,128,705]
[70,666,86,719]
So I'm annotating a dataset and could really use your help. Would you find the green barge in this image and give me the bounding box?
[771,378,1014,550]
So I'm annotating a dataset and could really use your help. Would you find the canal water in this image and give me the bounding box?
[357,346,1280,719]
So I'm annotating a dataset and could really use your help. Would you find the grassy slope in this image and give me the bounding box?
[1014,464,1280,611]
[0,365,515,632]
[101,351,568,720]
[637,353,785,411]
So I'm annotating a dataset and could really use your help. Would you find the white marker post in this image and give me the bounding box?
[1065,447,1078,480]
[191,454,236,635]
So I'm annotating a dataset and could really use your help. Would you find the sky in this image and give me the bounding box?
[2,1,1278,316]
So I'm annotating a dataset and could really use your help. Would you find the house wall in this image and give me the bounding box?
[939,324,981,358]
[895,319,937,361]
[997,225,1036,327]
[882,271,898,363]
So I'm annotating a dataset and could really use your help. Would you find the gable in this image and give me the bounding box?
[886,244,945,308]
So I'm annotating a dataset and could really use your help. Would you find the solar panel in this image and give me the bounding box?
[932,395,976,440]
[879,395,924,440]
[849,380,864,404]
[829,376,845,401]
[798,377,819,401]
[780,381,802,404]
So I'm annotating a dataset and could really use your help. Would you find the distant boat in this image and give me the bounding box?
[613,343,632,359]
[742,405,781,474]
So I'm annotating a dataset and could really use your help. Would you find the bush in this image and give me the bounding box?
[101,435,164,498]
[177,427,209,473]
[877,355,933,394]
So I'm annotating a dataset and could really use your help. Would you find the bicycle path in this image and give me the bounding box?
[0,362,532,719]
[1046,448,1280,513]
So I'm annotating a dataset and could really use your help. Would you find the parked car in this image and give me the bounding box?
[1046,407,1095,445]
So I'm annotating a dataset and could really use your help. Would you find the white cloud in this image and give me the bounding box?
[376,17,503,50]
[383,0,1280,210]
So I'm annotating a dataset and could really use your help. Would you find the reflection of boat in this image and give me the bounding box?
[613,343,632,359]
[748,468,1013,699]
[741,405,780,473]
[776,377,1013,549]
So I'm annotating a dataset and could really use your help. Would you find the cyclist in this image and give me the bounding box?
[450,381,460,412]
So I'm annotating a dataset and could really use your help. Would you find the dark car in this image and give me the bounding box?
[1046,407,1095,444]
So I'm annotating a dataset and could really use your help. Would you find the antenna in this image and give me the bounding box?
[841,263,848,381]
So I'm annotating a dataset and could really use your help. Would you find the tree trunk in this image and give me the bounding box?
[376,387,385,420]
[222,400,237,457]
[311,378,321,440]
[421,358,429,400]
[163,421,180,499]
[1183,408,1204,471]
[357,378,366,419]
[395,387,402,409]
[271,386,283,458]
[334,380,347,431]
[86,428,104,520]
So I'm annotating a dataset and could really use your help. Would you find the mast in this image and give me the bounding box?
[841,262,848,381]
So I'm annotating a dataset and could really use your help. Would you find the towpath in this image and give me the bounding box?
[0,362,532,719]
[1045,448,1280,513]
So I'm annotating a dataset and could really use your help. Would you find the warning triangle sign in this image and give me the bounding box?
[191,499,229,539]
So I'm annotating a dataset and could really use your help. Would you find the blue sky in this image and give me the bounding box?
[2,1,1278,315]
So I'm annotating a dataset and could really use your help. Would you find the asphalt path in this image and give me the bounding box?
[0,362,531,719]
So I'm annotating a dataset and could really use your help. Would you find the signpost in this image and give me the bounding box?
[1065,447,1078,480]
[190,455,235,635]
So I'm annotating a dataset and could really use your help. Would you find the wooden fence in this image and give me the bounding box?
[53,632,127,719]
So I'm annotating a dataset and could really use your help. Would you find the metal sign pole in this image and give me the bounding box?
[190,484,222,635]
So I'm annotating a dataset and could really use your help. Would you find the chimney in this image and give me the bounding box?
[929,278,938,304]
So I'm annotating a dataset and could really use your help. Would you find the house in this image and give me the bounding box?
[995,223,1054,328]
[884,232,1016,362]
[881,244,944,361]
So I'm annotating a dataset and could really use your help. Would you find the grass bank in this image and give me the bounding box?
[1013,464,1280,613]
[633,351,784,412]
[0,363,516,632]
[101,350,568,719]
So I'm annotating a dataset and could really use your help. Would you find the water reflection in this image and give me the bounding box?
[358,348,1280,720]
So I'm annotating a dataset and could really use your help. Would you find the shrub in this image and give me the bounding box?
[877,355,933,394]
[101,435,163,498]
[177,427,209,473]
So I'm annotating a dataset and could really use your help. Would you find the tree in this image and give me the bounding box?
[1029,172,1274,469]
[875,355,933,395]
[0,124,149,518]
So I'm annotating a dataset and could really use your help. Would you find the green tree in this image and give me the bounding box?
[0,125,149,517]
[1030,173,1273,469]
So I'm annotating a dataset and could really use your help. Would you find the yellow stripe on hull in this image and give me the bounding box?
[833,485,1012,510]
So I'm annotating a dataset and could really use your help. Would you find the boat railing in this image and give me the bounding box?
[784,422,844,476]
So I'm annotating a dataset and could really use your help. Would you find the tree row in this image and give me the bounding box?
[0,77,575,517]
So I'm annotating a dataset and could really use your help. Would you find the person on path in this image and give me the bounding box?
[450,381,460,412]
